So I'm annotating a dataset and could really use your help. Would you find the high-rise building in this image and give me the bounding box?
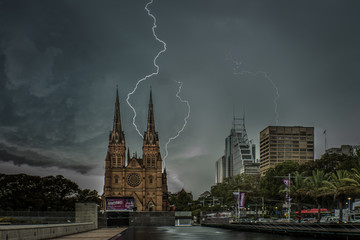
[215,116,259,184]
[101,88,169,212]
[215,156,225,184]
[259,126,314,175]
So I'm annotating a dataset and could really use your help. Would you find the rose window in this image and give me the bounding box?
[127,173,141,187]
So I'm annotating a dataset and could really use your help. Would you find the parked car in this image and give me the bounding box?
[301,217,317,223]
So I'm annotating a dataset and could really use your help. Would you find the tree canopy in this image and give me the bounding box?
[0,173,101,211]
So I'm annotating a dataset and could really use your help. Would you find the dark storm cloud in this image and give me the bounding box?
[0,0,359,197]
[0,143,94,174]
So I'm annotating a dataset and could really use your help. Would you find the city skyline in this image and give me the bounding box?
[0,0,360,198]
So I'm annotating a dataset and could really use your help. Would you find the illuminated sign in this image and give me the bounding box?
[106,197,135,211]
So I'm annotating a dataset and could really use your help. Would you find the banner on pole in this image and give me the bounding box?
[282,179,290,187]
[233,192,246,209]
[239,192,245,208]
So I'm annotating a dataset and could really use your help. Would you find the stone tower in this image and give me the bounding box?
[101,88,169,212]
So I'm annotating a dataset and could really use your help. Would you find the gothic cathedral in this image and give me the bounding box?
[101,89,169,211]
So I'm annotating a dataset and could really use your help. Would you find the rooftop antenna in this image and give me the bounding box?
[324,130,327,152]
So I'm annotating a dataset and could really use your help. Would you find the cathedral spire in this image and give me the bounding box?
[109,87,125,143]
[143,88,158,145]
[113,87,122,132]
[146,87,155,133]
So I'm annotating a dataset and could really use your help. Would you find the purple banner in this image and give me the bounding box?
[282,179,290,187]
[106,197,134,211]
[239,192,245,208]
[233,192,246,209]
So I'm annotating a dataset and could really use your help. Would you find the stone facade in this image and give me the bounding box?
[101,89,169,212]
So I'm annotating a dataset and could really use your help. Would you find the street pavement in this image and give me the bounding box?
[52,227,127,240]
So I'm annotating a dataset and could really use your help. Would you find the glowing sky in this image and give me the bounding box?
[0,0,359,197]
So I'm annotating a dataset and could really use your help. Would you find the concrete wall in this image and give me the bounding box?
[0,203,99,240]
[75,203,98,229]
[129,212,175,226]
[0,222,94,240]
[0,211,75,224]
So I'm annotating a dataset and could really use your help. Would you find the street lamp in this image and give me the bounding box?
[348,197,352,222]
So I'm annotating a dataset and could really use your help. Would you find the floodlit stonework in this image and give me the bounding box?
[101,89,169,211]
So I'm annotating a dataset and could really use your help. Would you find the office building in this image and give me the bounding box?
[260,126,314,175]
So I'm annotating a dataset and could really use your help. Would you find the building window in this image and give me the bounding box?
[151,157,155,167]
[114,176,119,184]
[149,176,153,184]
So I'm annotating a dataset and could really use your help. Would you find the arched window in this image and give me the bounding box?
[112,153,116,167]
[147,156,151,167]
[114,175,119,184]
[149,176,153,184]
[151,155,155,167]
[117,154,122,166]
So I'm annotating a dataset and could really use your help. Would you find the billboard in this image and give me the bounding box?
[106,197,135,211]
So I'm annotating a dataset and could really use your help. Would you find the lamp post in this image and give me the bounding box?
[348,197,351,222]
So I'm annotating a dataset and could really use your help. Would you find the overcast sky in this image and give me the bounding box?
[0,0,359,198]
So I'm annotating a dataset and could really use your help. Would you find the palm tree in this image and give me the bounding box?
[324,170,359,222]
[305,170,328,222]
[351,168,360,185]
[279,171,307,222]
[292,171,308,222]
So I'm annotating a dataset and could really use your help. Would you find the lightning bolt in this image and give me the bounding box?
[126,0,191,168]
[126,0,167,138]
[163,81,191,164]
[227,52,280,126]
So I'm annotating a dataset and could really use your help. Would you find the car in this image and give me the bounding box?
[301,217,317,223]
[324,216,340,223]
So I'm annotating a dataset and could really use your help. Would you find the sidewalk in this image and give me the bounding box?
[53,227,127,240]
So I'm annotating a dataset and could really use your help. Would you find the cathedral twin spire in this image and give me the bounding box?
[110,87,158,146]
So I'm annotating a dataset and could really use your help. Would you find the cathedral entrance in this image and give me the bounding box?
[107,211,130,227]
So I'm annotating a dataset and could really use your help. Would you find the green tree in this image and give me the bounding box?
[0,173,99,211]
[211,175,244,208]
[169,189,192,211]
[300,153,360,175]
[305,170,328,221]
[352,168,360,184]
[76,189,101,205]
[324,170,359,222]
[259,161,299,203]
[284,171,307,222]
[42,175,80,211]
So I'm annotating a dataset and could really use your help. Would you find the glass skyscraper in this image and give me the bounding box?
[215,116,259,184]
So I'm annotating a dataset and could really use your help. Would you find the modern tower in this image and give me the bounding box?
[215,115,259,184]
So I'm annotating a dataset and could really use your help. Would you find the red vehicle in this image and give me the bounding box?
[295,208,330,221]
